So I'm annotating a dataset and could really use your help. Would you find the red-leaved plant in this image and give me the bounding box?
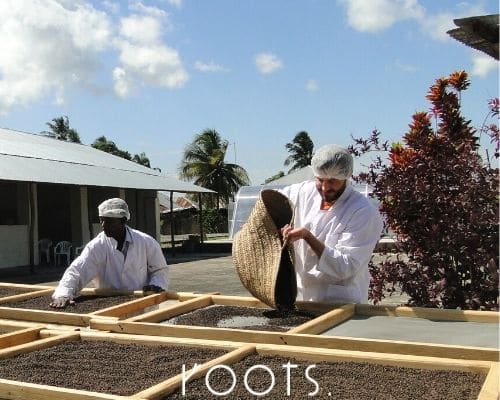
[350,71,499,310]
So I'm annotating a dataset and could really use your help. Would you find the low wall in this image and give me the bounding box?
[0,225,29,268]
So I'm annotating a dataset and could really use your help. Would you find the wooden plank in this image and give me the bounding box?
[211,295,270,308]
[0,332,80,359]
[0,379,124,400]
[132,344,256,399]
[288,304,355,334]
[0,327,43,349]
[125,295,214,323]
[477,362,499,400]
[255,343,493,373]
[91,319,499,362]
[90,293,167,318]
[0,289,54,305]
[0,319,43,331]
[0,307,91,326]
[355,304,500,323]
[0,283,53,290]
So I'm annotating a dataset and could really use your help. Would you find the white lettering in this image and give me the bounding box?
[282,361,298,396]
[305,365,319,396]
[181,363,200,395]
[244,364,275,396]
[205,364,236,396]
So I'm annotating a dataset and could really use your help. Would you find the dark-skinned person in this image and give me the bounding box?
[279,144,383,304]
[50,198,169,308]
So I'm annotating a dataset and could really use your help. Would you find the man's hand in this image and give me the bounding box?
[49,296,71,309]
[142,285,165,295]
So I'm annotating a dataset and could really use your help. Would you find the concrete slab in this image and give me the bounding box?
[321,315,499,348]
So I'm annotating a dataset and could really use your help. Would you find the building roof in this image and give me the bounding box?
[447,14,499,60]
[0,127,213,193]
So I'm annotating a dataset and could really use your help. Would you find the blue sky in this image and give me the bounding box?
[0,0,498,185]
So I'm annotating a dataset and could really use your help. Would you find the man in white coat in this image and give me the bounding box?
[280,144,383,304]
[50,198,169,308]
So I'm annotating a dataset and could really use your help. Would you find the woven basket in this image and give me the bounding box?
[232,189,297,310]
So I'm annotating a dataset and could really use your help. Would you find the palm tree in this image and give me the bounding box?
[284,131,314,173]
[42,116,81,143]
[91,136,132,160]
[179,129,250,208]
[132,152,151,168]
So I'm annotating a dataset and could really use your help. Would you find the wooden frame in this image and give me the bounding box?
[89,295,499,362]
[0,288,191,327]
[0,329,495,399]
[0,282,54,304]
[90,294,352,337]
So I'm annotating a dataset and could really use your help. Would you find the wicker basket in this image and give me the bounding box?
[232,189,296,310]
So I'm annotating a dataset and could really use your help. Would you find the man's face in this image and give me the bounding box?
[99,217,125,239]
[315,177,346,203]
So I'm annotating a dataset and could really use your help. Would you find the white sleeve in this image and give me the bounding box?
[52,244,103,300]
[146,239,169,289]
[315,206,383,282]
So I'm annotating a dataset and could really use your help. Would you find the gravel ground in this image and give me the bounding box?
[0,340,227,396]
[166,353,485,399]
[165,305,321,332]
[2,294,136,313]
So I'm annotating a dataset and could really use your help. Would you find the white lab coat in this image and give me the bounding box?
[279,180,383,304]
[53,227,169,299]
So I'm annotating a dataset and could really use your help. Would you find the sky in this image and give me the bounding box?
[0,0,498,185]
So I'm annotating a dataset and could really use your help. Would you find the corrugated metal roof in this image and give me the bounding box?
[0,127,213,193]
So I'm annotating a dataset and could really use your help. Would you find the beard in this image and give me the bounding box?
[321,182,346,203]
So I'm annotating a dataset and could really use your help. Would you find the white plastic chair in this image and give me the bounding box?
[54,241,72,267]
[74,245,85,258]
[38,238,52,264]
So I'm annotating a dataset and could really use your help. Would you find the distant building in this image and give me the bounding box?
[0,128,212,268]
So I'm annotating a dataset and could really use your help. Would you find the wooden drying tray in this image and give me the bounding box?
[0,288,185,327]
[90,295,499,362]
[0,329,495,400]
[90,293,353,340]
[0,282,54,304]
[0,328,245,400]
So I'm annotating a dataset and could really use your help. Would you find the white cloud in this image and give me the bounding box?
[0,0,112,115]
[306,79,319,91]
[255,53,284,74]
[194,61,229,73]
[114,5,188,96]
[120,15,163,44]
[339,0,424,32]
[0,0,189,112]
[471,53,498,78]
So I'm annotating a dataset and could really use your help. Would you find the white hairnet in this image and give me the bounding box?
[98,198,130,220]
[311,144,353,180]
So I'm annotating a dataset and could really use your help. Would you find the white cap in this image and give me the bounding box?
[311,144,353,180]
[98,198,130,220]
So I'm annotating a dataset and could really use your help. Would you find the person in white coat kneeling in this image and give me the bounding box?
[280,144,383,304]
[50,198,169,308]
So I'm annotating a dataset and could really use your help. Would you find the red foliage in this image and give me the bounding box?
[350,71,499,310]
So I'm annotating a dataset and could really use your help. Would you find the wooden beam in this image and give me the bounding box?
[355,304,500,323]
[478,362,499,400]
[0,289,54,305]
[0,327,43,349]
[126,295,213,323]
[0,307,91,326]
[0,332,80,359]
[288,304,355,334]
[90,293,169,318]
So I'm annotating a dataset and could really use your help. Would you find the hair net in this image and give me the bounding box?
[311,144,353,180]
[98,198,130,220]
